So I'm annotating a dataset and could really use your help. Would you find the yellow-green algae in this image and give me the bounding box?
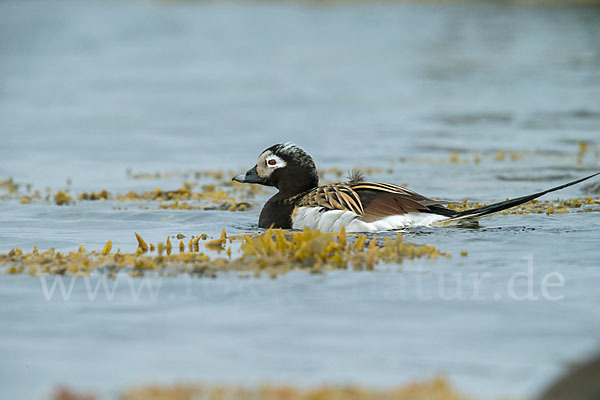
[78,190,110,201]
[0,178,19,193]
[3,168,269,208]
[447,197,600,215]
[402,141,599,166]
[120,183,255,210]
[0,228,449,278]
[52,377,471,400]
[120,378,470,400]
[9,182,258,210]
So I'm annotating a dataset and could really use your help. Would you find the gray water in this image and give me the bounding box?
[1,0,600,399]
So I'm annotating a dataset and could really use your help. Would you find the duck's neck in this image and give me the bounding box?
[259,193,295,229]
[273,167,319,197]
[259,167,319,229]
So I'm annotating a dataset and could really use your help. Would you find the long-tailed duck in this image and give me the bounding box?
[232,143,599,232]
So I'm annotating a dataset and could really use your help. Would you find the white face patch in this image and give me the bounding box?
[256,150,287,179]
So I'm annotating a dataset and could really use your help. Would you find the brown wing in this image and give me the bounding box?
[349,182,455,222]
[295,183,364,215]
[294,181,454,223]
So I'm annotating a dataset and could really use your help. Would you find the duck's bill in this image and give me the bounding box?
[232,166,267,184]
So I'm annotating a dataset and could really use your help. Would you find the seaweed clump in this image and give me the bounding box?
[53,378,471,400]
[78,190,110,201]
[238,227,448,276]
[0,228,449,278]
[117,378,469,400]
[53,190,73,205]
[118,183,253,211]
[447,197,599,215]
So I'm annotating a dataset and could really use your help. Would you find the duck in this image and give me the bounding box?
[232,143,600,232]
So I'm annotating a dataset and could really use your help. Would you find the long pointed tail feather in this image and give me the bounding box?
[434,171,600,226]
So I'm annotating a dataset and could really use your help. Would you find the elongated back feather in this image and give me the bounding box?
[435,171,600,226]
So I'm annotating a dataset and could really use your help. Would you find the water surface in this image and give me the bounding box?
[1,1,600,399]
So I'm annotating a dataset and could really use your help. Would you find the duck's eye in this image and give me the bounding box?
[267,159,277,166]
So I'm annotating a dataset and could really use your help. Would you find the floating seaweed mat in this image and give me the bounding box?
[0,228,450,278]
[19,185,253,210]
[52,378,471,400]
[7,177,264,209]
[446,196,599,215]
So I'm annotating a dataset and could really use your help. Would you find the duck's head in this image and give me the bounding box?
[232,143,319,195]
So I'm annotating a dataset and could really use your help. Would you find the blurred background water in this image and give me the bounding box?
[1,0,600,399]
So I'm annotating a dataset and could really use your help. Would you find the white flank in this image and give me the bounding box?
[292,207,449,233]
